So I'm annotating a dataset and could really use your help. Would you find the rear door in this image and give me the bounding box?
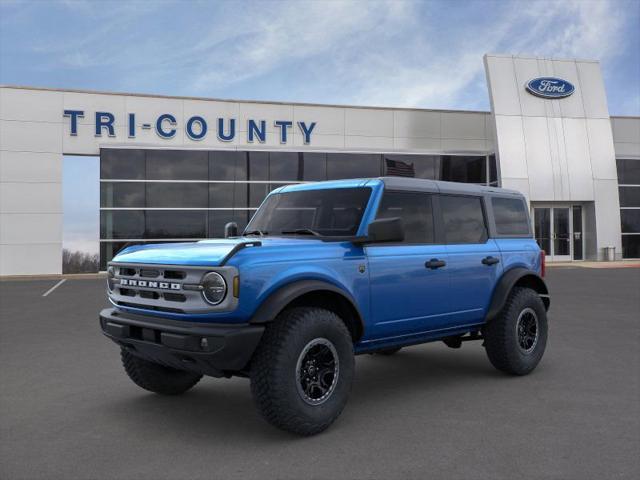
[366,191,452,339]
[439,194,502,325]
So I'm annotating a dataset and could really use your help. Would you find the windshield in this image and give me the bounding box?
[245,187,372,237]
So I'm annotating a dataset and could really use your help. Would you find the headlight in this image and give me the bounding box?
[107,266,115,292]
[201,272,227,305]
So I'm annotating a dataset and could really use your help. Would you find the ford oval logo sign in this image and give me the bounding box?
[526,77,575,99]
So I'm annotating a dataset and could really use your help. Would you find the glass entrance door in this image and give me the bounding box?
[552,207,571,261]
[533,206,583,261]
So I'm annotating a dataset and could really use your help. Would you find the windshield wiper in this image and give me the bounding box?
[281,228,322,237]
[244,229,268,236]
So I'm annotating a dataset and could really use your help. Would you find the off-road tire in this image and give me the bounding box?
[250,307,355,436]
[120,349,202,395]
[484,287,548,375]
[375,347,402,355]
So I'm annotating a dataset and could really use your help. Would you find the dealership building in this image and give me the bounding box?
[1,53,639,275]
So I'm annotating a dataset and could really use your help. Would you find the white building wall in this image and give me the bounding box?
[0,85,491,275]
[484,54,622,260]
[611,116,640,159]
[0,88,64,275]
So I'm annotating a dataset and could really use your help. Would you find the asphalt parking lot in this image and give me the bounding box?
[1,267,639,480]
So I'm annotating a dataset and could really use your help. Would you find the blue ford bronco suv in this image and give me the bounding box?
[100,177,549,435]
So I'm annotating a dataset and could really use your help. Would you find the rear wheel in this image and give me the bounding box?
[250,307,354,436]
[120,349,202,395]
[483,287,548,375]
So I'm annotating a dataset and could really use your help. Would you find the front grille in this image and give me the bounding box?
[109,262,238,315]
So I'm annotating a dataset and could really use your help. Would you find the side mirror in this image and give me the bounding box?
[362,217,404,244]
[224,222,239,238]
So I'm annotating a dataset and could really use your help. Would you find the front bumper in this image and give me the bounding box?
[99,308,264,377]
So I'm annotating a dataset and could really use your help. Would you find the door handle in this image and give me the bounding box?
[482,256,500,266]
[425,259,446,269]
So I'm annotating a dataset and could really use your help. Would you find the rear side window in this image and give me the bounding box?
[492,197,530,235]
[376,192,434,243]
[440,195,487,244]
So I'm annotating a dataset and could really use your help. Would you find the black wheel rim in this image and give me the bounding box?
[516,307,539,354]
[295,338,339,406]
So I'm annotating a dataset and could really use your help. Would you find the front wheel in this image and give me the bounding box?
[250,307,355,436]
[121,349,202,395]
[483,287,548,375]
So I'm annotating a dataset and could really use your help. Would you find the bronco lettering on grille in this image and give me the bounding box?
[120,278,181,290]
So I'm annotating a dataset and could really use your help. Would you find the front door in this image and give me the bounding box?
[366,191,452,339]
[533,206,583,261]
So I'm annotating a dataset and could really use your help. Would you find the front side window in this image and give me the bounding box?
[375,191,434,243]
[492,197,530,235]
[245,187,372,237]
[440,195,487,244]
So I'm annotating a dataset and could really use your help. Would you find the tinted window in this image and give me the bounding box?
[376,192,434,243]
[209,151,247,181]
[146,182,208,208]
[617,159,640,185]
[622,235,640,259]
[247,187,371,236]
[302,152,327,181]
[249,183,270,208]
[100,211,145,239]
[326,153,381,179]
[209,183,235,207]
[145,211,206,238]
[440,195,487,244]
[492,197,530,235]
[618,187,640,207]
[146,150,208,180]
[441,156,486,184]
[248,151,269,180]
[621,210,640,233]
[100,149,145,179]
[100,182,145,208]
[489,154,498,186]
[269,152,300,181]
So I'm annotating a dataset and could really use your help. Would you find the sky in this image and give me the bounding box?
[1,0,639,254]
[1,0,639,114]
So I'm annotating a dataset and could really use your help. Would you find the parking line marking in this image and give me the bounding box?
[42,279,66,297]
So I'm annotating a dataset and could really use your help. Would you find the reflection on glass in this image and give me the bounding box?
[269,152,300,181]
[440,195,487,244]
[621,210,640,233]
[249,152,269,180]
[553,208,570,256]
[100,149,145,179]
[327,153,381,179]
[492,197,529,235]
[622,235,640,259]
[146,183,208,208]
[572,206,583,260]
[145,211,206,238]
[534,208,551,254]
[616,158,640,185]
[301,153,327,181]
[209,151,247,181]
[100,183,145,208]
[376,192,434,243]
[100,211,145,239]
[146,150,208,180]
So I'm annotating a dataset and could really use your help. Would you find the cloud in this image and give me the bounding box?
[2,0,637,114]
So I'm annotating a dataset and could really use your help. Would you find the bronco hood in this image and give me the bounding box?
[111,237,327,267]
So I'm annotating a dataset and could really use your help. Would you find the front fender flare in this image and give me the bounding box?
[249,279,364,329]
[486,268,550,322]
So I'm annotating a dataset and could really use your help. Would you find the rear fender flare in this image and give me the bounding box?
[486,268,549,322]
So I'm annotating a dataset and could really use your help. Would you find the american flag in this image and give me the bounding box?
[385,158,415,177]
